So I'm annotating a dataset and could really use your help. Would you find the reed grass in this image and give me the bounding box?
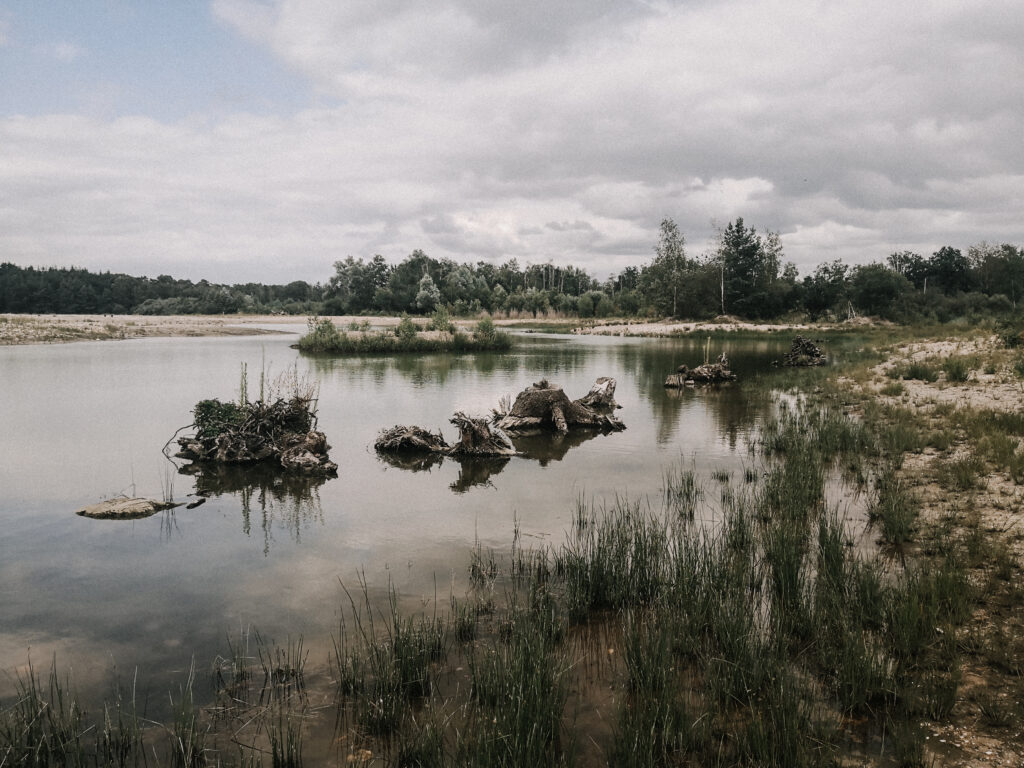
[869,464,918,544]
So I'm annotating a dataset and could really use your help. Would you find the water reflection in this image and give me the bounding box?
[376,451,509,493]
[304,339,593,387]
[180,463,328,554]
[609,338,784,446]
[450,456,511,493]
[375,427,611,493]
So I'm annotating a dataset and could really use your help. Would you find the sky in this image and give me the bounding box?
[0,0,1021,285]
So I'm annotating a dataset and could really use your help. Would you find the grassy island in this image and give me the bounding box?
[296,315,513,354]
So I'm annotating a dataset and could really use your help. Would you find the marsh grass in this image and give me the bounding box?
[869,465,918,544]
[662,462,702,518]
[936,453,986,491]
[941,355,976,383]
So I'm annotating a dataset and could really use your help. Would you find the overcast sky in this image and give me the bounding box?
[1,0,1021,284]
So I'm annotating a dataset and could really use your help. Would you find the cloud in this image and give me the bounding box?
[52,41,84,61]
[0,0,1021,283]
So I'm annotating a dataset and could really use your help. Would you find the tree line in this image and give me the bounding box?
[2,218,1022,323]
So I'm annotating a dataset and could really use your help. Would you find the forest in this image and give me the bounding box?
[2,218,1022,323]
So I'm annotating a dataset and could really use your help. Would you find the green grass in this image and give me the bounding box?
[941,355,975,383]
[870,464,919,544]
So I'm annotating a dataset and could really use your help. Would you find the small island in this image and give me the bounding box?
[295,314,512,354]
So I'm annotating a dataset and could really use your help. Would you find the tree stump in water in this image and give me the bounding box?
[448,412,516,456]
[375,414,515,458]
[374,425,449,453]
[173,396,337,476]
[664,354,737,387]
[493,378,625,434]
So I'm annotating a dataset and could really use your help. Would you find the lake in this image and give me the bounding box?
[0,330,799,710]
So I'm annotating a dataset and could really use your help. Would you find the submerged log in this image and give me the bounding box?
[777,336,826,367]
[493,378,625,434]
[664,354,737,387]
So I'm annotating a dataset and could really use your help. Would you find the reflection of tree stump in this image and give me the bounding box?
[494,379,625,433]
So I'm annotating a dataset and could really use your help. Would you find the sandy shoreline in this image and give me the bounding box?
[0,312,890,346]
[0,313,309,345]
[0,313,561,346]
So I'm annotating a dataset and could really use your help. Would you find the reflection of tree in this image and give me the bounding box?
[180,463,328,555]
[304,346,522,387]
[305,336,599,389]
[614,337,784,446]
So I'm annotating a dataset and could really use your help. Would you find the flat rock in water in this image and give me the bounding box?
[76,497,180,520]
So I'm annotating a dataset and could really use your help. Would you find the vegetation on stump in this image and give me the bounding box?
[664,353,737,387]
[174,369,337,476]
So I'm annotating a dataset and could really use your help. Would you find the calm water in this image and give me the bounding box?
[0,330,795,704]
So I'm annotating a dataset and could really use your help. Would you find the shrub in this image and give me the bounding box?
[395,315,419,341]
[473,317,498,343]
[903,361,938,382]
[296,317,344,352]
[941,356,973,383]
[427,306,454,333]
[996,321,1024,348]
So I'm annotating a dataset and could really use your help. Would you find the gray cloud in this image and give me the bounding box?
[0,0,1021,284]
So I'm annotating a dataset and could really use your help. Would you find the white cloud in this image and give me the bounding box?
[52,41,84,61]
[0,0,1021,283]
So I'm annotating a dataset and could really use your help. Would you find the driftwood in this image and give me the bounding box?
[776,336,826,367]
[375,413,515,458]
[493,378,625,434]
[664,354,737,387]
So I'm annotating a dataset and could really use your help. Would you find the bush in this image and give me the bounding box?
[996,321,1024,348]
[427,306,454,333]
[395,315,419,341]
[942,356,973,383]
[296,317,344,353]
[473,317,498,343]
[903,361,939,382]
